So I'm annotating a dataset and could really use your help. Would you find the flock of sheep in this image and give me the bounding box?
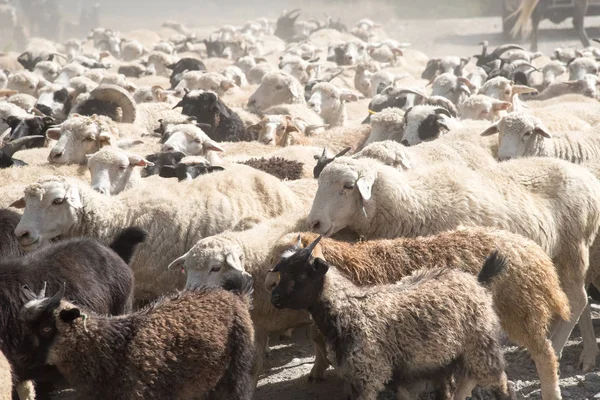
[3,5,600,400]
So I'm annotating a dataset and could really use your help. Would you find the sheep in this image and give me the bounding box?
[269,228,569,399]
[174,91,250,142]
[118,63,146,79]
[0,103,31,133]
[307,156,600,371]
[32,60,60,82]
[0,137,49,169]
[353,59,380,97]
[279,55,319,84]
[0,351,11,400]
[307,82,358,127]
[541,60,567,89]
[270,238,513,400]
[533,74,600,100]
[362,107,404,145]
[6,93,37,112]
[174,71,236,97]
[145,51,175,77]
[13,167,312,302]
[246,63,274,85]
[166,213,312,382]
[0,208,23,259]
[481,112,600,162]
[430,72,474,106]
[120,39,145,62]
[133,85,176,104]
[479,76,537,112]
[46,114,117,165]
[247,71,305,112]
[161,123,225,155]
[249,114,321,146]
[20,274,256,400]
[167,57,207,89]
[568,57,598,80]
[87,147,154,195]
[241,157,304,180]
[0,227,144,398]
[222,65,248,87]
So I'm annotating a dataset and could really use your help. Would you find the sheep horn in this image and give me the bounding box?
[1,136,45,159]
[306,235,322,255]
[89,84,137,123]
[432,107,452,118]
[48,282,66,307]
[491,44,525,58]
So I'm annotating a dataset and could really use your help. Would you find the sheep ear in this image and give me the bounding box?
[288,82,301,100]
[128,155,154,167]
[215,102,231,119]
[46,128,61,141]
[480,124,499,136]
[10,197,25,209]
[512,85,537,95]
[356,174,374,201]
[533,123,551,138]
[340,91,358,102]
[98,132,113,146]
[311,257,329,277]
[220,79,236,91]
[59,308,81,323]
[492,101,512,112]
[203,139,225,153]
[167,252,188,271]
[225,252,243,271]
[66,186,82,209]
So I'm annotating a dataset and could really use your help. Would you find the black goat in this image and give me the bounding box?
[167,58,206,89]
[0,209,24,259]
[174,91,251,142]
[4,116,54,146]
[0,136,45,169]
[0,227,145,397]
[274,9,302,41]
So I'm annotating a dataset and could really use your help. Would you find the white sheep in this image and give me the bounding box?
[458,95,511,121]
[307,156,600,371]
[247,71,305,112]
[479,76,537,112]
[306,82,358,127]
[279,55,319,85]
[481,112,600,162]
[12,166,310,302]
[7,70,45,97]
[161,124,225,155]
[354,59,380,97]
[86,147,154,195]
[174,71,236,97]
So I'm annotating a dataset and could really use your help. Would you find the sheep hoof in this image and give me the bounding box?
[578,351,597,372]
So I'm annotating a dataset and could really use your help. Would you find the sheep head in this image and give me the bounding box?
[87,147,153,195]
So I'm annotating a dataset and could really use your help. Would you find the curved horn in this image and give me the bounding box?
[395,88,428,99]
[48,282,66,307]
[432,107,452,118]
[507,60,540,73]
[306,235,322,255]
[334,147,352,158]
[491,44,525,58]
[1,136,45,158]
[90,84,137,123]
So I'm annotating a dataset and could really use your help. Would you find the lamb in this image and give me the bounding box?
[7,70,45,97]
[161,123,225,155]
[270,238,514,400]
[247,71,305,112]
[481,112,600,162]
[279,55,319,84]
[20,274,256,400]
[13,167,312,302]
[459,94,512,121]
[269,228,569,399]
[479,76,537,112]
[307,156,600,371]
[307,82,358,127]
[0,351,11,400]
[353,59,380,97]
[173,91,250,142]
[430,72,473,106]
[87,147,154,195]
[0,227,144,399]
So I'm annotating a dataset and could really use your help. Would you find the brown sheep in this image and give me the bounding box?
[241,157,304,180]
[20,274,256,400]
[267,228,569,400]
[270,237,514,400]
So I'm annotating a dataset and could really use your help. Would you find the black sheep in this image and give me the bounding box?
[167,58,206,89]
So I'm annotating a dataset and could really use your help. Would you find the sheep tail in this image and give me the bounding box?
[477,250,508,286]
[109,227,148,264]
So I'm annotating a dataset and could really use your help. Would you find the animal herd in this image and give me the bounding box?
[2,5,600,400]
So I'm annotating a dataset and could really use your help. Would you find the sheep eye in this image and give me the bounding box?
[275,85,283,90]
[343,183,355,190]
[210,265,221,273]
[331,94,337,99]
[523,131,532,137]
[84,137,95,141]
[194,138,203,143]
[52,198,64,205]
[119,165,128,170]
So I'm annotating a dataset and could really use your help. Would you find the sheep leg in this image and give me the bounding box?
[252,327,269,385]
[573,0,591,48]
[529,338,562,400]
[309,324,330,381]
[577,301,598,371]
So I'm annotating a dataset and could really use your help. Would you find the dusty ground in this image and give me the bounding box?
[256,309,600,400]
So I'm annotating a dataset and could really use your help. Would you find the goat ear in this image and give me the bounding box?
[480,124,499,136]
[225,252,243,271]
[356,173,374,201]
[128,155,154,167]
[46,128,61,141]
[9,197,25,209]
[533,123,552,138]
[311,257,329,277]
[203,139,225,152]
[59,308,81,323]
[173,101,183,109]
[215,102,231,119]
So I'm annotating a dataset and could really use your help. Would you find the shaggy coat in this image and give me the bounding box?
[308,156,600,371]
[0,209,23,258]
[271,247,512,399]
[21,284,255,400]
[241,157,304,180]
[272,228,569,399]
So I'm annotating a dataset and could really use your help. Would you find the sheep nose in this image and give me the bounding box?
[16,230,30,241]
[310,220,320,231]
[93,186,107,195]
[247,99,256,107]
[51,150,64,159]
[401,140,409,146]
[344,55,353,64]
[162,145,174,152]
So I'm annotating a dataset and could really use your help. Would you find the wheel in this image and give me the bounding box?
[502,0,520,41]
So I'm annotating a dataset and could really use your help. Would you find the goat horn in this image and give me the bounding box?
[491,44,525,57]
[334,147,352,158]
[31,107,46,116]
[48,282,66,307]
[320,145,327,157]
[395,88,428,99]
[306,235,322,254]
[507,60,540,72]
[433,107,452,118]
[39,281,47,299]
[1,136,45,159]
